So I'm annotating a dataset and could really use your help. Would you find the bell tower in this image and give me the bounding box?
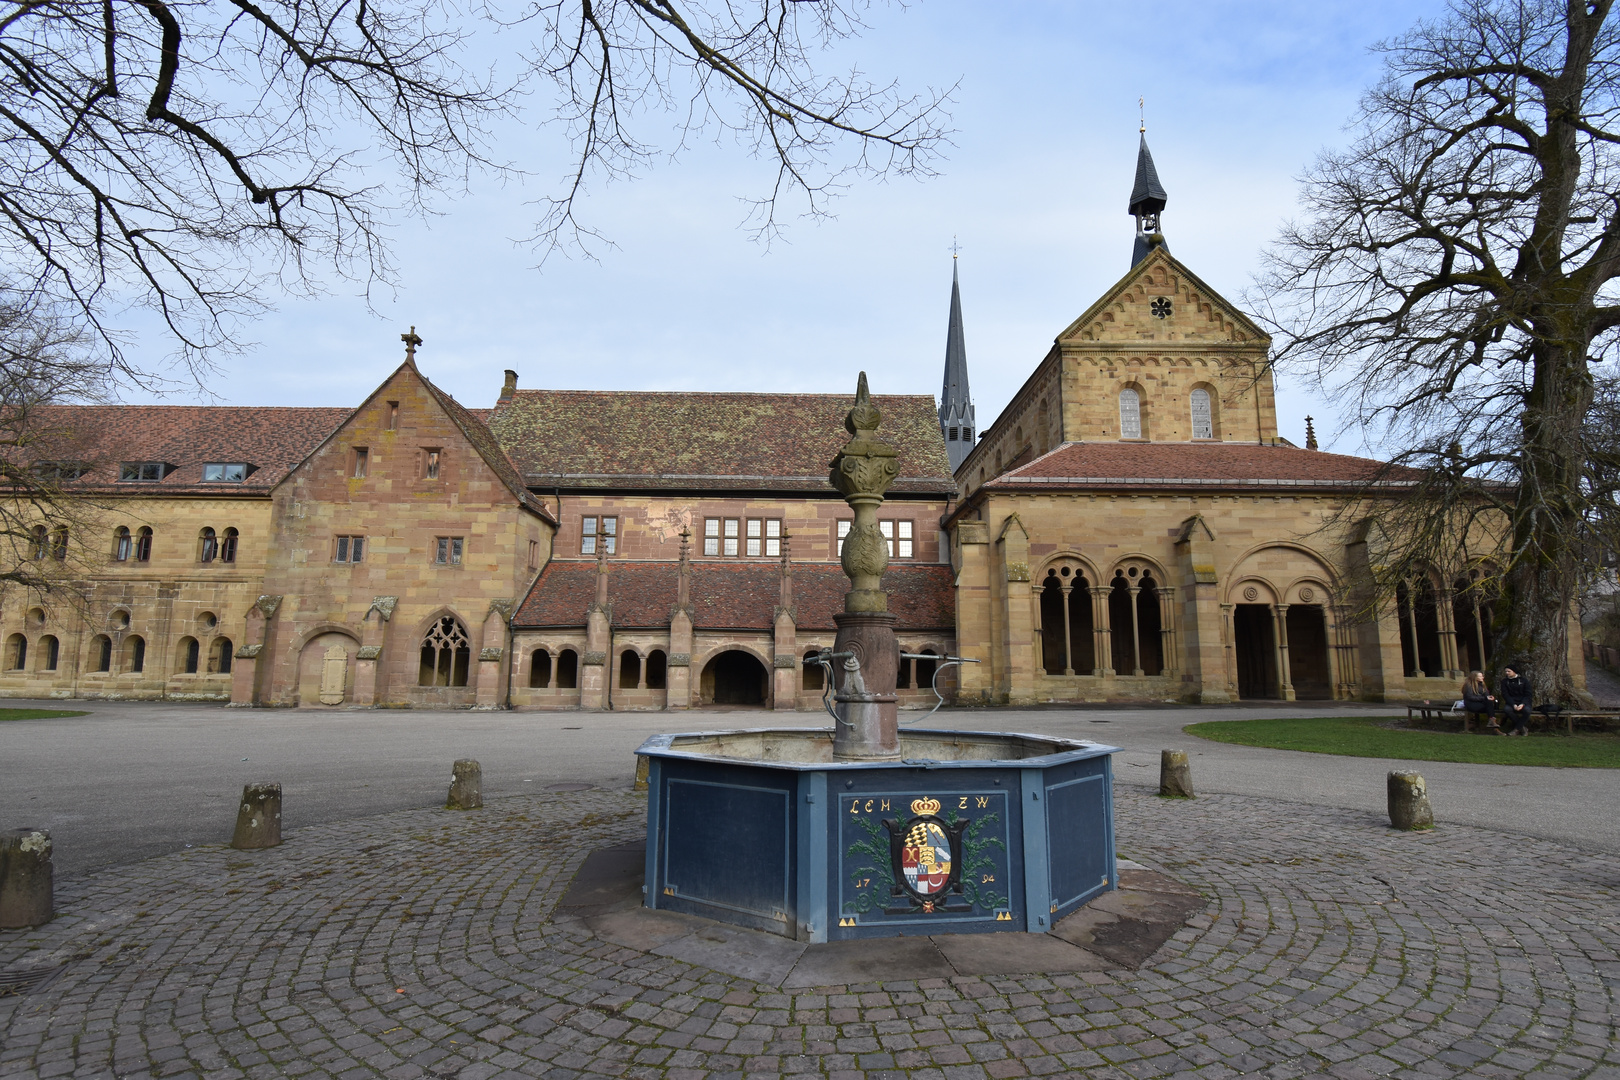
[938,252,976,472]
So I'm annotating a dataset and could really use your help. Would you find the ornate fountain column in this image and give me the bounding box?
[829,373,902,760]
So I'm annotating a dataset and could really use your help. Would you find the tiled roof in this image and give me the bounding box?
[10,405,350,493]
[513,559,956,632]
[987,442,1420,493]
[486,391,956,494]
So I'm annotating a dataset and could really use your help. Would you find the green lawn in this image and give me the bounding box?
[1184,715,1620,768]
[0,708,89,722]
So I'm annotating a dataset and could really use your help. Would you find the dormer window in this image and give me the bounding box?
[119,462,171,482]
[202,463,250,483]
[32,462,88,481]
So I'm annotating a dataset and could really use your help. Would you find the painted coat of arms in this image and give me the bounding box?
[883,798,971,913]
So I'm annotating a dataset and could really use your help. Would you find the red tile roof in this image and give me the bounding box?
[11,405,351,494]
[989,441,1420,492]
[486,391,956,495]
[513,559,955,632]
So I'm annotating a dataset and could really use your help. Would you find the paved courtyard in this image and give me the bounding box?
[3,777,1617,1079]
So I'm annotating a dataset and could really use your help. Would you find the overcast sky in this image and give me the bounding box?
[124,0,1446,458]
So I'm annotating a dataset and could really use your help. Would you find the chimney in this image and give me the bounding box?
[500,369,518,403]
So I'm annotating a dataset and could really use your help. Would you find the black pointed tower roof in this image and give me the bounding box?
[1129,134,1169,266]
[1128,134,1167,215]
[939,259,975,472]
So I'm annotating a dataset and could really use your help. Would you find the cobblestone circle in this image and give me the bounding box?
[2,784,1617,1080]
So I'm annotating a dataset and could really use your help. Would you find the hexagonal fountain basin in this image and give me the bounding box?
[636,728,1118,943]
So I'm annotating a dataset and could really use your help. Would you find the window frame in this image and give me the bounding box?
[119,461,168,482]
[351,447,369,479]
[1118,388,1143,440]
[134,527,153,563]
[201,463,249,483]
[334,535,366,564]
[220,527,238,564]
[1189,388,1214,440]
[434,536,464,566]
[581,516,616,555]
[423,447,442,480]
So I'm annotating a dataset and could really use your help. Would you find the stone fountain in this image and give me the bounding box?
[636,375,1118,942]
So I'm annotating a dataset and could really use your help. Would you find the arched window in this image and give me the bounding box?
[29,525,47,560]
[113,526,131,561]
[1190,388,1213,439]
[50,527,67,560]
[125,635,146,673]
[135,527,152,562]
[529,648,553,688]
[802,649,824,690]
[210,637,233,674]
[646,650,667,690]
[619,650,642,689]
[6,634,26,670]
[178,636,200,674]
[555,648,579,689]
[1118,389,1142,439]
[199,528,217,563]
[220,527,238,564]
[38,635,59,671]
[90,635,112,673]
[418,616,470,687]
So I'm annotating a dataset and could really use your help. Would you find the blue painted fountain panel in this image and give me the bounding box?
[653,758,797,935]
[836,783,1018,936]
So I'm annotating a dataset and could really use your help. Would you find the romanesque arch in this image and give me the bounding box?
[1224,544,1343,701]
[697,644,771,706]
[1105,554,1173,677]
[1035,552,1101,676]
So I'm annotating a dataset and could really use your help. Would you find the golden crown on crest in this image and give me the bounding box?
[911,797,941,816]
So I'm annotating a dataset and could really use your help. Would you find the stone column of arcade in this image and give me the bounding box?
[829,372,902,760]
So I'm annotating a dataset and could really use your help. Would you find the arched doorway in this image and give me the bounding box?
[1233,604,1277,699]
[297,631,359,705]
[1285,605,1332,700]
[701,650,769,705]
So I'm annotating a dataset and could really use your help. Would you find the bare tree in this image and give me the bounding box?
[0,290,111,599]
[1254,0,1620,703]
[0,0,951,384]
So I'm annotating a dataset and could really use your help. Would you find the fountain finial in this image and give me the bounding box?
[830,371,900,614]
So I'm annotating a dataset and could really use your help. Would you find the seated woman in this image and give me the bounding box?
[1460,670,1499,734]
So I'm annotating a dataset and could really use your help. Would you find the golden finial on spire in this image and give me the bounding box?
[1139,96,1146,134]
[949,235,961,260]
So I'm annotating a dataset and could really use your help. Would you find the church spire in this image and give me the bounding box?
[1129,133,1168,267]
[939,254,976,472]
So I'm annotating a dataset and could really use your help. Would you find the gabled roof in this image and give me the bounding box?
[486,390,956,495]
[411,367,554,521]
[9,405,350,494]
[985,441,1420,494]
[1056,245,1270,345]
[281,360,555,522]
[513,559,955,631]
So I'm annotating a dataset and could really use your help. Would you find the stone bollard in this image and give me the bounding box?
[231,783,283,850]
[1387,770,1434,831]
[447,759,483,810]
[1159,750,1195,798]
[0,828,53,928]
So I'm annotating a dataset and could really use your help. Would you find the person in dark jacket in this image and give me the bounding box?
[1499,666,1533,736]
[1460,671,1499,733]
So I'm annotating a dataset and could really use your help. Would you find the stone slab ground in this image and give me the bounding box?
[1,784,1617,1080]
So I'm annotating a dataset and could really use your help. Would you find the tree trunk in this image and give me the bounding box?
[1501,338,1592,705]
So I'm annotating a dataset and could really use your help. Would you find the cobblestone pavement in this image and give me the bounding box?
[2,783,1617,1080]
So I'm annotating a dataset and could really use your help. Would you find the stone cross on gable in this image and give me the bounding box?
[401,326,423,363]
